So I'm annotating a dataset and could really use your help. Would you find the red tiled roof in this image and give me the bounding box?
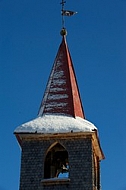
[38,35,85,119]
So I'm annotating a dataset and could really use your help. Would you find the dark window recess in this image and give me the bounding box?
[44,143,69,179]
[93,153,100,190]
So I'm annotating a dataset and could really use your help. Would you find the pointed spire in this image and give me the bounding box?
[38,34,85,119]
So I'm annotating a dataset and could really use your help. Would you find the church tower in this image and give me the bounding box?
[14,3,104,190]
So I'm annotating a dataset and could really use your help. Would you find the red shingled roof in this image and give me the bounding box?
[38,35,85,119]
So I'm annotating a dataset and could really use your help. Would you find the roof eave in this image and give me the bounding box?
[14,131,105,161]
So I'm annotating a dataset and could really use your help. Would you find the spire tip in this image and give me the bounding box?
[60,28,67,36]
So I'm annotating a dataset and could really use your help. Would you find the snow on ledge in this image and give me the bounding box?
[14,114,97,133]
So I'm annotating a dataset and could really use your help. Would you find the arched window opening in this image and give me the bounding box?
[44,143,69,179]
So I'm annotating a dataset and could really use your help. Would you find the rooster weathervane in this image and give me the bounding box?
[60,0,77,29]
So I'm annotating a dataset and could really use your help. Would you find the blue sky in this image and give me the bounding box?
[0,0,126,190]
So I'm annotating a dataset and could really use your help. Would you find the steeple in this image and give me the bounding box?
[38,30,85,119]
[14,3,104,190]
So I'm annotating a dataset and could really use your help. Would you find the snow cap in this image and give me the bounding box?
[14,114,97,134]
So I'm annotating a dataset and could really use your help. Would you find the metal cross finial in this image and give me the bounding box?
[60,0,66,10]
[60,0,66,28]
[60,0,77,33]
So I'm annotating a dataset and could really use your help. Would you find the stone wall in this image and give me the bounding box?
[19,137,93,190]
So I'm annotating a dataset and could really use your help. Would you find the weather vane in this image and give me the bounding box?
[60,0,77,29]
